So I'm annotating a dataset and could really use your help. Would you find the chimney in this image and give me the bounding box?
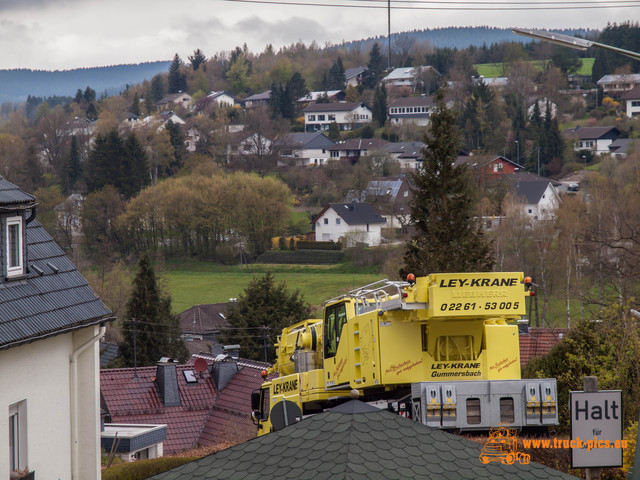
[155,358,181,407]
[223,344,241,359]
[211,355,239,391]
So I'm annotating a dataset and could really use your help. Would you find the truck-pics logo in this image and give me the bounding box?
[479,426,530,465]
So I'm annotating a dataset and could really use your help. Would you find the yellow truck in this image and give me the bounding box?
[251,272,557,434]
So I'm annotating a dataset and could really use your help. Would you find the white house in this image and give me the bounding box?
[157,92,193,110]
[328,138,389,163]
[275,132,335,167]
[597,73,640,96]
[621,86,640,117]
[303,102,372,132]
[382,66,439,90]
[387,96,434,126]
[0,178,114,480]
[298,90,346,104]
[515,180,561,221]
[345,67,367,87]
[563,126,620,155]
[314,202,386,246]
[382,141,425,171]
[207,91,237,108]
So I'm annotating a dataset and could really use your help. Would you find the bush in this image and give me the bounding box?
[101,456,198,480]
[296,240,341,250]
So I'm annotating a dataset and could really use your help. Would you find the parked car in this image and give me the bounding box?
[567,183,580,192]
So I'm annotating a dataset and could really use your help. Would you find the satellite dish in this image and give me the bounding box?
[194,358,208,374]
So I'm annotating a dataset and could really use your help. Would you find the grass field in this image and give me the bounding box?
[161,261,383,314]
[474,58,594,78]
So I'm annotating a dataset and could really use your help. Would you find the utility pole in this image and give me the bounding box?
[133,317,138,379]
[261,326,270,363]
[387,0,391,70]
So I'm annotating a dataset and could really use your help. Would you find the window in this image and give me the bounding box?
[9,401,27,474]
[308,115,316,121]
[324,302,347,358]
[317,114,325,121]
[331,151,339,158]
[328,114,335,121]
[632,100,640,107]
[6,217,23,277]
[500,397,515,423]
[466,398,481,424]
[324,218,329,225]
[336,218,341,225]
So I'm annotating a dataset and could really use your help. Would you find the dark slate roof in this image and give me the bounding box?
[179,303,229,336]
[0,179,113,350]
[621,86,640,100]
[244,90,272,101]
[328,203,386,225]
[609,138,635,154]
[148,400,579,480]
[563,126,620,140]
[0,176,36,206]
[302,102,368,113]
[344,66,367,80]
[382,141,425,158]
[276,133,336,150]
[388,96,435,108]
[329,138,389,151]
[514,180,553,205]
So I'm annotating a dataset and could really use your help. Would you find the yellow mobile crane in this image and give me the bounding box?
[251,272,557,434]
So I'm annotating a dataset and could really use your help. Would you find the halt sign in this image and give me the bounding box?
[570,390,623,468]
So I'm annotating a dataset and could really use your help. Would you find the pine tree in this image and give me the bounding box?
[372,84,388,126]
[220,272,310,362]
[402,91,494,277]
[168,53,187,94]
[325,58,346,90]
[131,92,141,116]
[118,255,189,367]
[63,135,82,194]
[150,74,165,104]
[188,48,207,71]
[363,43,387,89]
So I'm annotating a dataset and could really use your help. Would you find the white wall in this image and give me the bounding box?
[315,207,383,246]
[0,326,101,480]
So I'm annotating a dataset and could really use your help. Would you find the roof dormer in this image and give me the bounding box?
[0,177,36,282]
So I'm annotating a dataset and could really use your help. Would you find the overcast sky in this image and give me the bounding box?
[0,0,634,70]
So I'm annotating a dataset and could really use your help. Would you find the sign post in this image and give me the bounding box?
[570,377,623,479]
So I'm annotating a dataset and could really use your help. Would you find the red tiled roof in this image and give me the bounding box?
[101,365,217,453]
[519,328,569,367]
[101,357,272,454]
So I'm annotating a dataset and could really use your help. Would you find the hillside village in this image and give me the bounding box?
[1,22,640,480]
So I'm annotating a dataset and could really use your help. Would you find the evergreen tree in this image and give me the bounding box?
[83,86,96,103]
[85,129,149,199]
[327,122,340,140]
[86,102,98,121]
[268,81,282,119]
[402,91,494,277]
[150,74,165,104]
[325,58,346,90]
[131,92,141,117]
[164,120,185,175]
[168,53,187,94]
[372,84,388,126]
[592,22,640,83]
[74,89,84,104]
[118,255,189,367]
[363,43,387,89]
[63,135,82,194]
[188,48,207,71]
[220,272,310,362]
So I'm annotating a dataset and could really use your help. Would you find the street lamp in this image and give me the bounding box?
[582,155,587,170]
[512,28,640,62]
[515,140,519,163]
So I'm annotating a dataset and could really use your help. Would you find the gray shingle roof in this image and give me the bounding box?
[303,102,367,113]
[276,133,335,150]
[515,181,552,205]
[148,400,579,480]
[0,179,113,350]
[328,203,385,225]
[563,126,620,141]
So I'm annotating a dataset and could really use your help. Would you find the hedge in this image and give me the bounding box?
[101,456,198,480]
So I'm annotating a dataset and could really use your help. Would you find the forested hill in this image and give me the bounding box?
[345,26,597,51]
[0,61,171,104]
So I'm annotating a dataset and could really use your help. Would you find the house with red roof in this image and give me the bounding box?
[519,328,568,367]
[100,354,269,455]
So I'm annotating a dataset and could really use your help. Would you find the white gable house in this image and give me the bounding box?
[303,102,372,132]
[314,202,386,246]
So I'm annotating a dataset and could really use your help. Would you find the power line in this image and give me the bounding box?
[223,0,640,10]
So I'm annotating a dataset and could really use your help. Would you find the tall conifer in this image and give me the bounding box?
[402,90,494,277]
